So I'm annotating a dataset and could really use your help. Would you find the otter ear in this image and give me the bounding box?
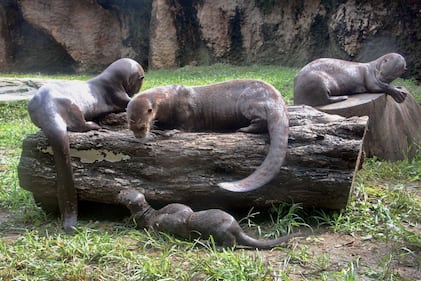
[147,108,153,114]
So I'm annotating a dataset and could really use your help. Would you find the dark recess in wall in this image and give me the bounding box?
[97,0,153,69]
[225,7,245,63]
[1,0,77,73]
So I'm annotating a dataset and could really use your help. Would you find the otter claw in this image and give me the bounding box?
[163,129,180,137]
[390,88,407,103]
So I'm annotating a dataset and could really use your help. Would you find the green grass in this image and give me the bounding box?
[314,157,421,242]
[0,65,420,280]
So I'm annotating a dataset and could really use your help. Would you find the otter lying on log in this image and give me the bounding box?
[118,189,297,249]
[27,58,144,233]
[293,53,407,106]
[127,79,289,192]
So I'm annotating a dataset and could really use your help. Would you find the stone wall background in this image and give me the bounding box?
[0,0,419,79]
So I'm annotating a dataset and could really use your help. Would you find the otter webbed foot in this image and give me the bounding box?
[85,121,101,130]
[135,130,175,143]
[388,87,407,103]
[150,129,181,138]
[68,121,101,132]
[62,212,77,234]
[237,119,266,133]
[327,95,348,104]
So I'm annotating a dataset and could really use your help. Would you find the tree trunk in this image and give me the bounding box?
[18,106,367,212]
[318,90,421,161]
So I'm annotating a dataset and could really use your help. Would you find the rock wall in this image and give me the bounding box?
[0,0,152,73]
[148,0,178,68]
[0,0,419,79]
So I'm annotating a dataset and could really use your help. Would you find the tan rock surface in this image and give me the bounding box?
[18,0,132,71]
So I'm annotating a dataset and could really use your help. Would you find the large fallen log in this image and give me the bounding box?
[18,106,367,212]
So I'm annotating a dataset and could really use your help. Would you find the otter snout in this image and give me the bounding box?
[128,122,149,139]
[118,189,145,205]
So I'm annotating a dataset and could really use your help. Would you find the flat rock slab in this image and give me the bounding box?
[0,78,51,101]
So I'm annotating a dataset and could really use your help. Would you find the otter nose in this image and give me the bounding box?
[132,129,147,139]
[133,131,146,139]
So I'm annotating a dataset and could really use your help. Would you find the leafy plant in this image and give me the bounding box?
[266,202,310,238]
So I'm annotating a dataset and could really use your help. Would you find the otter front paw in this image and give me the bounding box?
[327,95,348,104]
[390,87,408,103]
[85,121,101,131]
[150,129,180,138]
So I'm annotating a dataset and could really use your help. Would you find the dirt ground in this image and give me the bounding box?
[279,231,420,280]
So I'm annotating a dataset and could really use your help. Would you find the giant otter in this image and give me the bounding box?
[293,53,407,106]
[28,58,144,233]
[118,189,297,249]
[126,79,289,193]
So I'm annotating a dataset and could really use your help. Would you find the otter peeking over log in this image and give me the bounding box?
[27,58,144,233]
[118,189,297,249]
[293,53,407,106]
[126,79,289,193]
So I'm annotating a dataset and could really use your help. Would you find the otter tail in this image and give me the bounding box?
[236,231,297,249]
[218,101,289,192]
[45,127,78,234]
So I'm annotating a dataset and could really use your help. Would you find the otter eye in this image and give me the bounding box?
[147,108,153,114]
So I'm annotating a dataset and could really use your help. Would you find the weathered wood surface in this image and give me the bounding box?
[318,90,421,161]
[18,106,367,212]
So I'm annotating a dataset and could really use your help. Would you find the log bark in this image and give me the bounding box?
[318,90,421,161]
[18,106,367,212]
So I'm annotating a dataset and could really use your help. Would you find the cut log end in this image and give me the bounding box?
[318,91,421,161]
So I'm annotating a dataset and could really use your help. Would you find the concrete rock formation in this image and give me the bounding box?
[0,0,419,79]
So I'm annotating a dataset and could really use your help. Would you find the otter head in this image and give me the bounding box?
[124,62,145,97]
[118,189,147,213]
[127,94,156,139]
[103,58,145,97]
[375,53,406,83]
